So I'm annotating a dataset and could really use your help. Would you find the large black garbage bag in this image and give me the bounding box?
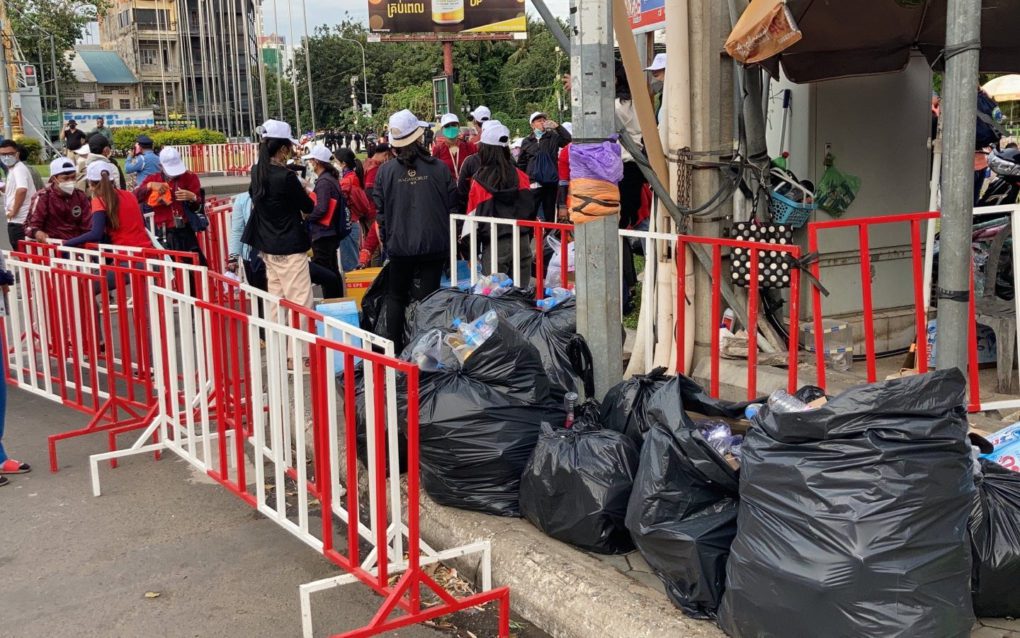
[970,459,1020,617]
[520,402,640,554]
[718,370,977,638]
[625,391,740,619]
[644,374,757,427]
[406,287,535,344]
[342,364,412,474]
[417,317,563,517]
[599,367,671,443]
[359,262,391,334]
[507,299,594,402]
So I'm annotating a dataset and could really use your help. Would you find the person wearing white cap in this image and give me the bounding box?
[432,113,477,182]
[517,110,572,222]
[644,52,668,149]
[65,161,151,249]
[464,121,535,284]
[244,119,316,309]
[134,146,207,265]
[24,157,91,242]
[371,109,456,346]
[301,144,345,295]
[466,105,491,145]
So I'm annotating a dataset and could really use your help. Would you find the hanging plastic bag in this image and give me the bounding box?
[545,235,575,287]
[569,141,623,224]
[815,153,861,216]
[520,403,641,554]
[970,459,1020,617]
[719,370,976,638]
[724,0,803,64]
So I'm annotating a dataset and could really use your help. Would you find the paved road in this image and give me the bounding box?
[0,387,441,638]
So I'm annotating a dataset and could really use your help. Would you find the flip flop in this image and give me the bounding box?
[0,459,31,474]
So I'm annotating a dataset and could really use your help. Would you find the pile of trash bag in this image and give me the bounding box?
[508,298,594,402]
[520,401,640,554]
[625,374,746,619]
[413,315,563,517]
[970,458,1020,617]
[599,367,672,444]
[405,286,534,345]
[719,370,976,638]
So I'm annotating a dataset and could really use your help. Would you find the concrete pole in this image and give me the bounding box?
[570,0,623,396]
[0,18,12,139]
[300,0,316,132]
[287,0,301,134]
[935,0,981,374]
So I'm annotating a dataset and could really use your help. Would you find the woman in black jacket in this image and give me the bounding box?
[243,119,315,307]
[302,145,345,294]
[371,109,457,347]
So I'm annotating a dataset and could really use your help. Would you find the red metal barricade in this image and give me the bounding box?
[517,219,573,297]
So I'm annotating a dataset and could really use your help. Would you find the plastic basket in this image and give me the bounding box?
[768,168,817,228]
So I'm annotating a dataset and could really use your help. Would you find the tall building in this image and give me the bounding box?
[98,0,265,137]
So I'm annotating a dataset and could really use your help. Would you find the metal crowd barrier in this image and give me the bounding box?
[168,143,258,176]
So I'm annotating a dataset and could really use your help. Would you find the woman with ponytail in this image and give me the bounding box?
[65,160,151,248]
[242,120,315,308]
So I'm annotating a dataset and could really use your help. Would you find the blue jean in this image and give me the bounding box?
[0,368,8,463]
[339,223,363,273]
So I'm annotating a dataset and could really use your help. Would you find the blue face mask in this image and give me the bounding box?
[534,129,544,139]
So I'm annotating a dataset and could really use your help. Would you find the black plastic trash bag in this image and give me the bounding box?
[416,317,563,517]
[406,287,535,344]
[359,262,391,334]
[644,374,757,425]
[599,367,671,443]
[625,381,741,619]
[520,402,640,554]
[970,459,1020,617]
[507,299,595,402]
[343,364,411,474]
[718,370,977,638]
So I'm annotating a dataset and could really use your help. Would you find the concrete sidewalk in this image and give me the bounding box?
[0,388,440,638]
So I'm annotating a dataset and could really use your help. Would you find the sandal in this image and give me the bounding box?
[0,459,31,474]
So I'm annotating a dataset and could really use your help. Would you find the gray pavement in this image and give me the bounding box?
[0,387,441,638]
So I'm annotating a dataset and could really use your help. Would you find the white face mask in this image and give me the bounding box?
[1,156,17,168]
[57,181,76,195]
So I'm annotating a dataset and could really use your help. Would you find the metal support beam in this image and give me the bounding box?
[532,0,570,54]
[935,0,981,375]
[570,0,622,396]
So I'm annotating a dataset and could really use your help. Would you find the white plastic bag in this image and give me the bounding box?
[546,235,575,286]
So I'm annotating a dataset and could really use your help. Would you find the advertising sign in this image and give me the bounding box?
[368,0,526,34]
[626,0,665,34]
[63,109,156,127]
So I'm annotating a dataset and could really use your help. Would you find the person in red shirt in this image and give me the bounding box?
[362,142,392,200]
[135,147,206,265]
[25,157,92,241]
[431,113,477,182]
[65,161,151,249]
[336,148,375,272]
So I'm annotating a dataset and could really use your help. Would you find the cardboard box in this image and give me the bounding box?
[343,267,382,309]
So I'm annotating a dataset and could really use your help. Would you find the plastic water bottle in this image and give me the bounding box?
[563,392,578,428]
[744,403,762,420]
[537,287,574,312]
[448,311,499,363]
[766,389,811,413]
[488,274,514,298]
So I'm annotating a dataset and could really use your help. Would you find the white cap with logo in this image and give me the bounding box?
[479,120,511,147]
[644,53,667,72]
[388,109,430,148]
[49,157,77,177]
[159,147,187,177]
[302,145,334,164]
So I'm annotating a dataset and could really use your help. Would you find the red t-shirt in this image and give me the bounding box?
[92,191,152,248]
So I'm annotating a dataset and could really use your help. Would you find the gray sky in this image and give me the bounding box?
[264,0,570,41]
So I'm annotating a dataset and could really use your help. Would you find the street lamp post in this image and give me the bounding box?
[339,37,368,109]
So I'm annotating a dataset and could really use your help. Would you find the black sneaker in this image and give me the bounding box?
[0,475,9,487]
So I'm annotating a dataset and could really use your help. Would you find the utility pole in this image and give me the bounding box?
[935,0,981,374]
[0,15,12,138]
[570,0,622,396]
[300,0,315,132]
[350,75,359,127]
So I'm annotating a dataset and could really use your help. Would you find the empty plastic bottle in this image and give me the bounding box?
[766,389,811,413]
[744,403,763,420]
[563,392,579,428]
[488,274,514,298]
[536,287,574,312]
[447,311,499,363]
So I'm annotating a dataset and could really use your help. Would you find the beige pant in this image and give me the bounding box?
[262,252,313,308]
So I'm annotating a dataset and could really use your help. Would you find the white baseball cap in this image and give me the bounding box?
[511,137,523,150]
[644,53,667,72]
[388,109,430,148]
[529,111,548,125]
[562,122,573,136]
[159,147,187,177]
[479,120,511,147]
[470,106,491,122]
[75,145,90,157]
[260,119,299,145]
[85,160,119,183]
[440,113,460,128]
[302,145,334,164]
[49,157,77,177]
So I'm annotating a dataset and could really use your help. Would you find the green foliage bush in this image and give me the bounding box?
[111,127,227,151]
[14,136,42,164]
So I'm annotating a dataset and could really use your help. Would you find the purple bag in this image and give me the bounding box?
[570,140,624,184]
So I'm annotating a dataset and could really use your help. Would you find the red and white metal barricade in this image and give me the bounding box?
[168,143,258,175]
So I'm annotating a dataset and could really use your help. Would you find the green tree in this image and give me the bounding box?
[7,0,110,86]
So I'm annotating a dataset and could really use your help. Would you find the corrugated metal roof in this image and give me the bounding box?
[76,49,137,85]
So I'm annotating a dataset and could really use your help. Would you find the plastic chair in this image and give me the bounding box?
[975,223,1017,393]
